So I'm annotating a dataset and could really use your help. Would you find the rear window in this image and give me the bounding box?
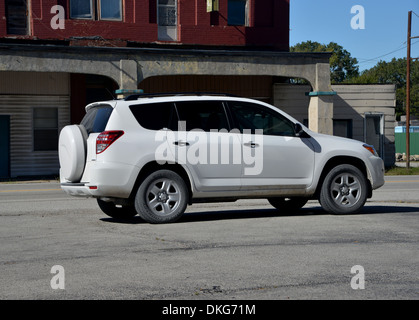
[175,101,229,132]
[129,102,177,131]
[81,105,113,134]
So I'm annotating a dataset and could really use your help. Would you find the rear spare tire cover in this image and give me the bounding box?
[59,125,87,182]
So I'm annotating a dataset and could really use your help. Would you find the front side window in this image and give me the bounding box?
[228,101,295,136]
[175,101,229,132]
[33,108,58,151]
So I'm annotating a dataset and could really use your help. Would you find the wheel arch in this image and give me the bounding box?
[129,161,193,204]
[314,156,372,199]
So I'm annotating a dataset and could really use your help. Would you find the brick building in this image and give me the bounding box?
[2,0,288,50]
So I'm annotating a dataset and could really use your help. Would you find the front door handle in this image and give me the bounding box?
[174,140,190,146]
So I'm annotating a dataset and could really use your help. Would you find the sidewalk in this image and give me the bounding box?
[395,161,419,167]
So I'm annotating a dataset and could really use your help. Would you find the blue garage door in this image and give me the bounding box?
[0,115,10,178]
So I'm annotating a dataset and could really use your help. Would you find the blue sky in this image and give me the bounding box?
[290,0,419,71]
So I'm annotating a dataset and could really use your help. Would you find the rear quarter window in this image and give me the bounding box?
[81,105,113,134]
[129,102,177,131]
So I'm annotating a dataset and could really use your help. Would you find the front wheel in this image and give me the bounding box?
[134,170,189,224]
[319,164,368,214]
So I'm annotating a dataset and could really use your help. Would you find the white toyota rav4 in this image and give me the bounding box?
[59,94,385,223]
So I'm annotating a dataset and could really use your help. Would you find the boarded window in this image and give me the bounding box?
[5,0,28,35]
[33,108,59,151]
[333,119,353,139]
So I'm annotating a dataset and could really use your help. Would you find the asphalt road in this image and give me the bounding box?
[0,176,418,300]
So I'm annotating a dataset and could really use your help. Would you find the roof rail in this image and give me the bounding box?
[123,92,237,101]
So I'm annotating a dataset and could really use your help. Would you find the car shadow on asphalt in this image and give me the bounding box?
[100,203,419,225]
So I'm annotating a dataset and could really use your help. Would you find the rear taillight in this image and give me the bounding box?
[96,131,124,154]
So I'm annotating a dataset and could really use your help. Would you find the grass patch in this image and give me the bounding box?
[385,165,419,175]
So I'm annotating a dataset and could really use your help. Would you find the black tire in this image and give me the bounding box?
[97,199,137,219]
[319,164,368,214]
[268,197,308,212]
[134,170,189,224]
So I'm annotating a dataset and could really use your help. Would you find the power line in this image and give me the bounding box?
[357,40,419,65]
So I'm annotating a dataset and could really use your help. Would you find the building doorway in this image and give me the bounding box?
[0,115,10,178]
[364,113,384,158]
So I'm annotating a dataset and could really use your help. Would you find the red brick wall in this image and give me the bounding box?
[1,0,289,50]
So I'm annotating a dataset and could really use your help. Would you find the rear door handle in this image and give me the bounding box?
[243,142,259,148]
[174,140,190,146]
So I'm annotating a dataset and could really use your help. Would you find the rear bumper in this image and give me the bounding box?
[60,161,139,199]
[60,182,95,197]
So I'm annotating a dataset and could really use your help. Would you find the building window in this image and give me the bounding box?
[33,108,59,151]
[228,0,249,26]
[5,0,29,35]
[333,119,353,139]
[70,0,122,21]
[157,0,178,41]
[70,0,93,19]
[99,0,122,20]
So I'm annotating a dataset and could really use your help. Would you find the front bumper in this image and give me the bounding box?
[367,156,385,190]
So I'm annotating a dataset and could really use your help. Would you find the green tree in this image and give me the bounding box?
[352,58,419,119]
[290,41,360,83]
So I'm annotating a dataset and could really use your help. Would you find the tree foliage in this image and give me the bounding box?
[290,41,360,83]
[352,58,419,119]
[290,41,419,119]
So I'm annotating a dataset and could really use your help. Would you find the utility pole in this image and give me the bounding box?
[406,11,411,169]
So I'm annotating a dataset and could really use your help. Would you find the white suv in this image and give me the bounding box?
[59,94,385,223]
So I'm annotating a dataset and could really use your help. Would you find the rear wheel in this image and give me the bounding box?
[97,199,137,219]
[134,170,189,224]
[319,164,368,214]
[268,197,308,212]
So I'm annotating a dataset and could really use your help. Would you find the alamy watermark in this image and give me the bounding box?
[50,5,366,31]
[50,6,65,30]
[50,265,65,290]
[350,265,365,289]
[351,5,365,30]
[154,122,264,176]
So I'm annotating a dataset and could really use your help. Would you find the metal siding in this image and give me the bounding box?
[0,72,70,177]
[0,72,70,95]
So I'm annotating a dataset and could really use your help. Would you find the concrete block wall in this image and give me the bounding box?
[273,83,396,167]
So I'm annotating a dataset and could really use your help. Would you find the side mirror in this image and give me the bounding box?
[294,123,309,138]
